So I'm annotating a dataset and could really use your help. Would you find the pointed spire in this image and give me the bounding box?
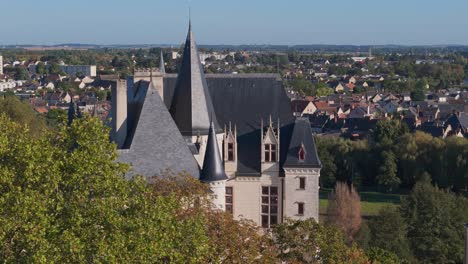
[169,19,220,135]
[159,50,165,74]
[67,99,75,126]
[200,120,228,182]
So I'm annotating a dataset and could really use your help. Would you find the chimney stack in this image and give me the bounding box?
[111,79,128,148]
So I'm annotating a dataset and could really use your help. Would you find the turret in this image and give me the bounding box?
[200,120,228,210]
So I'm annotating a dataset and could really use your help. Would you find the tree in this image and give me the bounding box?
[376,150,400,192]
[0,94,46,136]
[326,182,362,243]
[0,115,280,263]
[368,207,411,259]
[273,219,370,264]
[36,62,47,75]
[316,84,334,96]
[373,119,408,147]
[400,181,468,263]
[366,247,401,264]
[289,77,315,96]
[410,79,427,101]
[0,116,211,262]
[15,67,29,80]
[49,63,62,74]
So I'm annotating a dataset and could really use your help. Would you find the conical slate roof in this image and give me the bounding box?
[159,50,165,74]
[169,22,220,136]
[200,121,228,182]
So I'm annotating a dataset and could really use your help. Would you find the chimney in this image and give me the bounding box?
[111,79,128,148]
[465,223,468,264]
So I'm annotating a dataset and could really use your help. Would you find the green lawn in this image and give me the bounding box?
[319,188,404,218]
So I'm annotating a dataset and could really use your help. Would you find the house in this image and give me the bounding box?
[291,99,317,116]
[334,82,346,93]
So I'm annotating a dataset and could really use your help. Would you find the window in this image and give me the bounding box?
[299,177,306,190]
[264,144,277,162]
[298,202,304,215]
[225,187,233,214]
[261,186,278,228]
[227,143,234,161]
[298,146,305,161]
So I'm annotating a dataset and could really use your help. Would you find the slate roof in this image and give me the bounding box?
[200,121,228,182]
[169,23,220,136]
[291,99,311,113]
[118,81,200,179]
[283,117,322,168]
[164,73,295,175]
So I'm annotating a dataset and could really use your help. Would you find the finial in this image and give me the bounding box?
[189,6,192,30]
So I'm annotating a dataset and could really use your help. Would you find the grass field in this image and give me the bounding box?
[319,188,405,219]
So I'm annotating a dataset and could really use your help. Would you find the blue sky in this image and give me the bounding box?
[1,0,467,45]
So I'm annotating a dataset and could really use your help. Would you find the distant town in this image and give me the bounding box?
[1,45,467,139]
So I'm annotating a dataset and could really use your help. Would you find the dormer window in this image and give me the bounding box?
[261,117,280,163]
[224,122,237,162]
[264,144,277,162]
[227,143,234,161]
[298,144,306,162]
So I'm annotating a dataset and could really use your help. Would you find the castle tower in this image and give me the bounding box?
[200,120,228,210]
[169,20,223,167]
[169,21,220,137]
[283,118,322,222]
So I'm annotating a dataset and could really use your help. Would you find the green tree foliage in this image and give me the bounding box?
[318,122,467,191]
[0,115,284,263]
[376,151,400,192]
[273,219,370,264]
[400,181,468,263]
[15,67,29,80]
[289,77,315,96]
[0,115,211,262]
[44,108,67,129]
[368,207,411,260]
[373,119,408,147]
[410,79,427,101]
[0,94,46,136]
[36,62,47,75]
[316,137,372,187]
[316,85,334,97]
[366,247,401,264]
[49,63,62,74]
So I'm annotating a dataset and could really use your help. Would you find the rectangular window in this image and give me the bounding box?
[298,203,304,215]
[225,187,233,214]
[264,144,271,162]
[227,143,234,161]
[264,144,277,162]
[261,186,279,228]
[271,144,277,162]
[299,177,306,190]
